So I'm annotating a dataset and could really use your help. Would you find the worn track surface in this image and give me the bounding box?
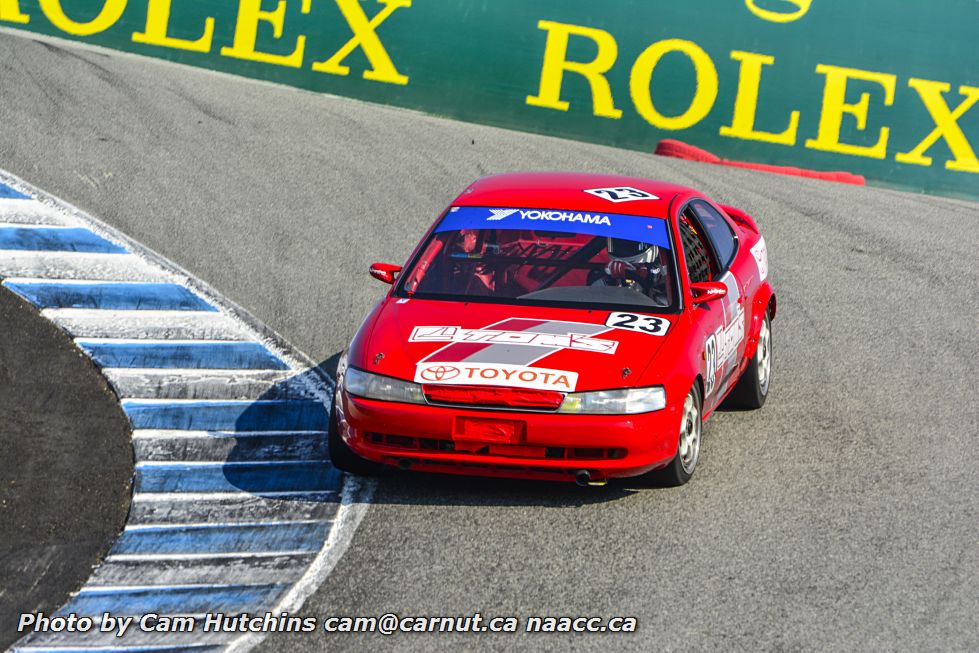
[0,287,131,650]
[1,30,976,651]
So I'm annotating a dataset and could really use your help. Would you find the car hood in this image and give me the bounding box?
[358,298,676,392]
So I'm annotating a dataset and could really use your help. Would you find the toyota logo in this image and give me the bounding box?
[419,365,461,382]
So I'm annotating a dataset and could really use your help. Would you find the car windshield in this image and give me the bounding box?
[395,206,678,310]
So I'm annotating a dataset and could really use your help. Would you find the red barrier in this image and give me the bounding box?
[655,139,866,186]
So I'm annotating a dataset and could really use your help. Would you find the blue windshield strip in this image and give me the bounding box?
[435,206,671,250]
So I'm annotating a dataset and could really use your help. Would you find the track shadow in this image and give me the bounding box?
[221,360,341,501]
[368,470,640,508]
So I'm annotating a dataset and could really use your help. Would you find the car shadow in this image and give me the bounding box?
[222,352,640,508]
[368,471,642,507]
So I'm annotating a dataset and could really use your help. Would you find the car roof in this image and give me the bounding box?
[452,172,699,219]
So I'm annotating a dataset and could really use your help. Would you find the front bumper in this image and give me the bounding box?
[336,390,682,483]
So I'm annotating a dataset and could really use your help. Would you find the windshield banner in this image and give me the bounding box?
[435,206,671,250]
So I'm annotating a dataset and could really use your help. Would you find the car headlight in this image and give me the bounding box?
[343,367,426,404]
[557,386,666,414]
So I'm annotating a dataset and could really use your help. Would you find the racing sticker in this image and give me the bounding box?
[705,307,745,397]
[410,326,618,354]
[415,319,613,388]
[584,186,659,203]
[751,237,768,282]
[415,362,578,392]
[715,308,745,364]
[604,312,671,336]
[488,208,610,225]
[704,271,746,397]
[437,206,672,250]
[704,334,718,396]
[419,318,618,369]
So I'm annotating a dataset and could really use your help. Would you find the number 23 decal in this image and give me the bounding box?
[584,186,659,203]
[605,312,671,336]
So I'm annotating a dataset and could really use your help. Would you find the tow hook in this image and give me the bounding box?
[575,470,608,487]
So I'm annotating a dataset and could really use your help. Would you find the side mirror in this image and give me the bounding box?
[690,281,727,304]
[369,262,401,285]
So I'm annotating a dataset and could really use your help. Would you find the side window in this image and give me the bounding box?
[678,211,716,284]
[690,200,738,271]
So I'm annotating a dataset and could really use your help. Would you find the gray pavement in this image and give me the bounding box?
[0,288,131,650]
[0,29,976,651]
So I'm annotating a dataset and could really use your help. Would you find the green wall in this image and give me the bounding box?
[3,0,977,199]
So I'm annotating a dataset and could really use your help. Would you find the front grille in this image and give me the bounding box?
[422,384,564,410]
[367,433,625,460]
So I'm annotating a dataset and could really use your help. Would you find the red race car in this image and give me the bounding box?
[330,172,775,486]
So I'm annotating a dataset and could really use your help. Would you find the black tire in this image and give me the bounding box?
[641,383,702,487]
[327,396,386,476]
[722,310,772,410]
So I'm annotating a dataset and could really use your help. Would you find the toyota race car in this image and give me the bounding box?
[330,172,775,486]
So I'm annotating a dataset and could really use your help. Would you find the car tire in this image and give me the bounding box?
[723,310,772,410]
[327,396,386,476]
[642,383,702,487]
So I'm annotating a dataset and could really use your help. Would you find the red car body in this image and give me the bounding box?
[332,172,775,485]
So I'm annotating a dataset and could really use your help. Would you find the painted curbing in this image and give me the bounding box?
[0,171,370,651]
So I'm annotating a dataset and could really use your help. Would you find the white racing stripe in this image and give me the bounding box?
[0,198,71,224]
[131,491,337,502]
[133,431,327,464]
[76,583,276,593]
[124,518,327,532]
[0,251,175,281]
[127,493,339,526]
[12,628,233,650]
[130,429,325,439]
[44,309,248,340]
[135,460,323,469]
[2,276,171,285]
[121,398,306,405]
[14,646,221,652]
[88,554,315,587]
[1,170,366,653]
[77,337,251,346]
[0,222,85,229]
[107,551,316,562]
[132,490,337,501]
[105,369,309,400]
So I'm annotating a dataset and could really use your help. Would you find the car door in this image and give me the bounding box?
[678,201,747,412]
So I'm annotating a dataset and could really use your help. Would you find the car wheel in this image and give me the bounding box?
[723,310,772,410]
[327,392,386,476]
[643,383,702,487]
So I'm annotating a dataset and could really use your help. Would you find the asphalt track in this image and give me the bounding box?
[1,28,977,651]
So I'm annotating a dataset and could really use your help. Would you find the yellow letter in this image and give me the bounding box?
[221,0,306,68]
[0,0,29,25]
[805,64,896,159]
[38,0,126,35]
[133,0,214,52]
[630,39,718,130]
[312,0,411,85]
[526,20,622,119]
[744,0,812,23]
[896,79,979,173]
[720,50,799,145]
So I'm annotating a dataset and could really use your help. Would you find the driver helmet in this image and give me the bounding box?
[607,238,658,265]
[453,229,488,259]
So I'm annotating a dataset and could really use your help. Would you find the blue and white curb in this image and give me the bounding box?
[1,171,372,651]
